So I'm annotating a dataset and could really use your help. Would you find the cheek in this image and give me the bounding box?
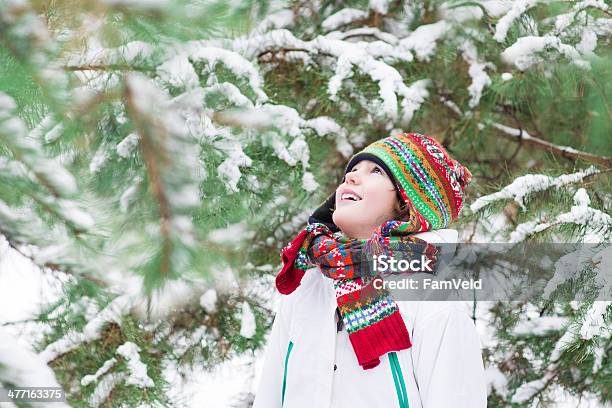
[365,185,396,219]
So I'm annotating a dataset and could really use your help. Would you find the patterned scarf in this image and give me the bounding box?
[276,220,439,370]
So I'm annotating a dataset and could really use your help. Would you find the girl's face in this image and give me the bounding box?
[333,159,398,239]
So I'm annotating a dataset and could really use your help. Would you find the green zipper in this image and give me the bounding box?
[281,341,294,407]
[389,352,409,408]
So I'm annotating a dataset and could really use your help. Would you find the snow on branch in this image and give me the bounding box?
[470,166,600,213]
[542,247,598,300]
[322,8,369,32]
[179,45,268,103]
[580,300,612,340]
[550,0,610,35]
[40,294,134,363]
[0,329,70,408]
[90,372,126,407]
[459,41,494,108]
[494,0,540,43]
[125,73,202,248]
[252,9,295,35]
[116,342,154,388]
[81,357,117,386]
[501,35,590,70]
[512,328,575,403]
[213,102,356,192]
[326,27,400,45]
[512,316,570,336]
[0,93,95,232]
[488,122,612,166]
[509,188,611,242]
[0,93,77,197]
[440,105,611,167]
[63,40,155,70]
[230,29,429,123]
[397,21,450,62]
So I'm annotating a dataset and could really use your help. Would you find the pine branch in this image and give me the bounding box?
[489,122,612,168]
[0,230,107,286]
[124,78,173,278]
[439,96,612,167]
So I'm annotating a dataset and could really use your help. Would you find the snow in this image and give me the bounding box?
[494,0,539,43]
[322,8,368,32]
[398,21,450,62]
[542,247,596,300]
[509,188,611,243]
[116,341,154,388]
[459,41,493,108]
[325,42,409,121]
[0,329,68,407]
[252,9,294,35]
[156,55,199,90]
[551,329,575,362]
[470,165,599,213]
[215,105,352,178]
[40,294,134,362]
[302,171,319,193]
[327,27,399,45]
[65,40,155,68]
[579,300,611,340]
[398,79,430,125]
[501,35,590,70]
[512,316,570,336]
[593,245,612,300]
[213,136,253,194]
[56,199,96,231]
[90,372,126,407]
[480,0,513,17]
[304,116,352,158]
[81,357,117,386]
[0,92,78,197]
[183,45,268,103]
[511,370,555,403]
[239,301,256,339]
[203,82,254,108]
[29,114,63,144]
[124,72,202,223]
[555,188,612,230]
[44,123,64,143]
[438,2,484,22]
[119,177,142,213]
[89,146,108,173]
[199,289,218,313]
[485,366,508,397]
[369,0,391,14]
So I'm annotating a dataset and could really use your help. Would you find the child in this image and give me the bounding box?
[253,133,487,408]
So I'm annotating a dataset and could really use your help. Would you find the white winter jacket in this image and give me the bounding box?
[252,229,487,408]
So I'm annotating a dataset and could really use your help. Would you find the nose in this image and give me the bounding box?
[345,170,359,184]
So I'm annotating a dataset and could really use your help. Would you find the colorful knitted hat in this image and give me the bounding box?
[309,132,472,232]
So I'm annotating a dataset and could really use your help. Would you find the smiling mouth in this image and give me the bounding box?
[340,192,362,202]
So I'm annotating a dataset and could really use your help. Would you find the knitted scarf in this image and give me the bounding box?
[275,220,439,370]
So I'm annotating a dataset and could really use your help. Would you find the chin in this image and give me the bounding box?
[333,208,362,234]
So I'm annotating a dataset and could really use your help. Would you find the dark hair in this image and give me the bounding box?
[393,189,411,221]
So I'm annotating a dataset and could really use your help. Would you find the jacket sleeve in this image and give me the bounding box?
[252,295,290,408]
[411,303,487,408]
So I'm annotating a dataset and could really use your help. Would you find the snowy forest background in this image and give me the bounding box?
[0,0,611,406]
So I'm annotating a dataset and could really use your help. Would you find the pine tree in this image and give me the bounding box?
[0,0,610,406]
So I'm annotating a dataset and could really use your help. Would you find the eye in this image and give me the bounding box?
[372,166,382,174]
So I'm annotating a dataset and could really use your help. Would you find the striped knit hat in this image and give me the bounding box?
[309,132,472,232]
